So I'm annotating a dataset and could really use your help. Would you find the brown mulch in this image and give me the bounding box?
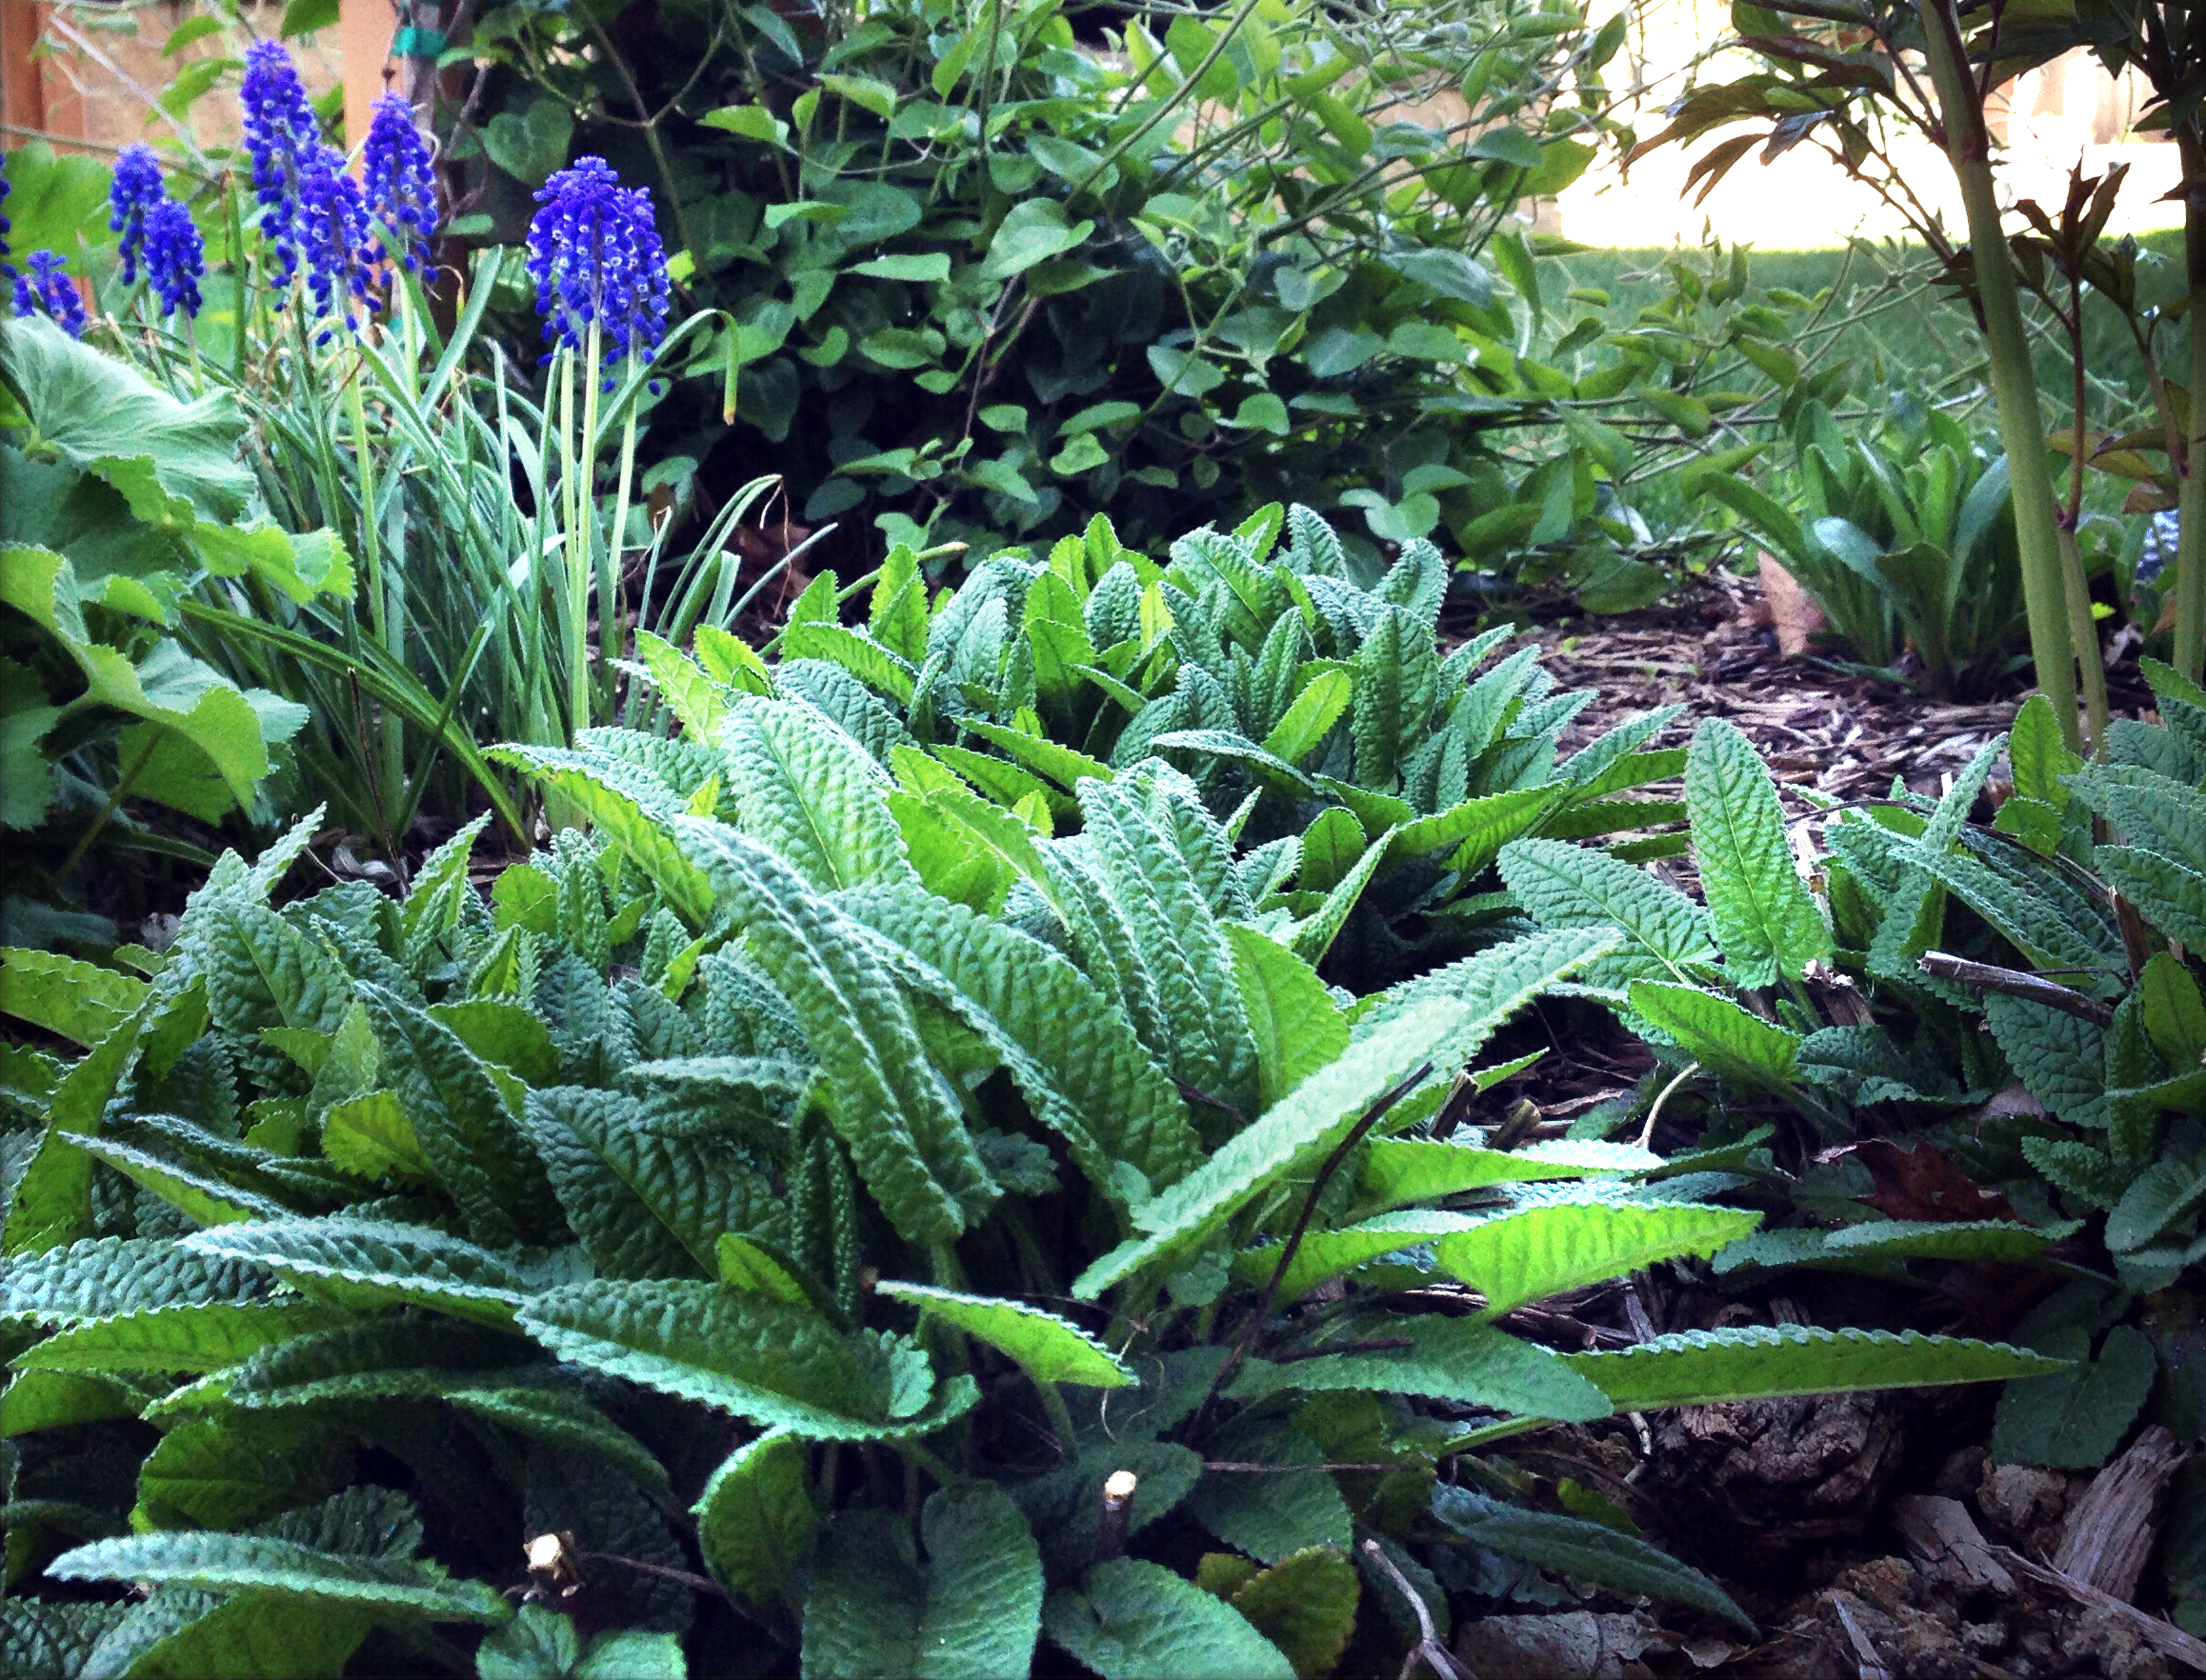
[1496,570,2155,808]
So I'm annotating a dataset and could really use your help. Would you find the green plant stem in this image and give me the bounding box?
[602,404,640,720]
[1033,1378,1079,1458]
[56,734,157,882]
[345,362,405,812]
[2057,526,2111,753]
[2177,128,2206,683]
[1913,0,2081,750]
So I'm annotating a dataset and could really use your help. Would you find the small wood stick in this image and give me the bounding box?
[1096,1470,1137,1561]
[1917,950,2115,1026]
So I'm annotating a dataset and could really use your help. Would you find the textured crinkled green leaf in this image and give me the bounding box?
[1500,837,1715,973]
[62,1129,289,1226]
[1341,926,1619,1110]
[223,1315,532,1410]
[0,1602,131,1680]
[1564,1324,2067,1410]
[1435,1195,1760,1317]
[2096,846,2206,947]
[526,1086,779,1280]
[1224,922,1347,1110]
[1351,605,1438,791]
[1982,993,2111,1130]
[183,1217,534,1326]
[0,1235,272,1325]
[81,1590,371,1680]
[1044,1558,1294,1680]
[135,1413,354,1530]
[836,885,1198,1203]
[720,695,916,890]
[357,983,557,1250]
[1229,1313,1610,1420]
[672,820,989,1243]
[1286,822,1393,967]
[632,629,733,741]
[476,1605,685,1680]
[1356,1137,1658,1213]
[1994,1323,2157,1470]
[802,1485,1042,1679]
[5,1002,150,1253]
[1684,718,1830,985]
[487,744,716,927]
[1184,1427,1352,1567]
[1075,777,1259,1111]
[1224,1547,1360,1680]
[1395,787,1556,870]
[45,1530,511,1623]
[1073,997,1461,1299]
[877,1281,1132,1387]
[696,1431,817,1609]
[17,1300,344,1373]
[517,1279,975,1440]
[1433,1487,1753,1631]
[0,947,148,1047]
[448,1384,672,1498]
[1715,1219,2075,1274]
[1232,1210,1481,1303]
[2068,762,2206,872]
[1627,981,1801,1088]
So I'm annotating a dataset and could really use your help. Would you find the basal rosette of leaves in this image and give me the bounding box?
[651,502,1695,990]
[0,315,350,945]
[2,532,2062,1675]
[443,0,1800,594]
[1498,677,2206,1616]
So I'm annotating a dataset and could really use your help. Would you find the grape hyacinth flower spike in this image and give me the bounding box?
[362,92,437,274]
[13,250,87,336]
[145,199,205,319]
[110,143,165,283]
[294,145,371,338]
[0,163,13,284]
[240,39,321,286]
[526,155,670,385]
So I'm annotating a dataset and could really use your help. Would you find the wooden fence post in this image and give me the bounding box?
[337,0,396,157]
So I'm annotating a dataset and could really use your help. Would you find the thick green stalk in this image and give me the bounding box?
[2177,129,2206,684]
[1913,0,2081,749]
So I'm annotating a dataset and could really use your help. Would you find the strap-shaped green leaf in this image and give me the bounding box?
[1434,1194,1761,1317]
[2069,761,2206,872]
[1226,1313,1610,1420]
[672,820,990,1245]
[1683,718,1829,985]
[837,885,1199,1204]
[696,1431,818,1610]
[136,1413,353,1530]
[722,695,918,890]
[801,1486,1043,1679]
[6,1001,153,1254]
[877,1281,1132,1388]
[632,629,734,740]
[2096,846,2206,946]
[46,1532,510,1624]
[1563,1323,2066,1409]
[184,1217,534,1327]
[1230,1210,1481,1303]
[1044,1558,1294,1680]
[517,1279,976,1441]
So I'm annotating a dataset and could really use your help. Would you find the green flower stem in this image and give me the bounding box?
[1913,0,2082,750]
[601,403,640,720]
[2177,128,2206,683]
[345,355,404,807]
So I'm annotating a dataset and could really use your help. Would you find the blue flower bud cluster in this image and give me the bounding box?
[240,38,322,290]
[13,250,87,336]
[110,143,165,283]
[295,147,372,338]
[526,155,671,382]
[108,142,205,318]
[362,91,437,273]
[1,163,12,284]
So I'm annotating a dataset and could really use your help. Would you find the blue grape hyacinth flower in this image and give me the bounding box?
[525,155,670,383]
[110,143,165,283]
[1,163,12,283]
[294,145,371,337]
[362,92,437,274]
[241,39,321,287]
[13,250,87,336]
[145,198,205,319]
